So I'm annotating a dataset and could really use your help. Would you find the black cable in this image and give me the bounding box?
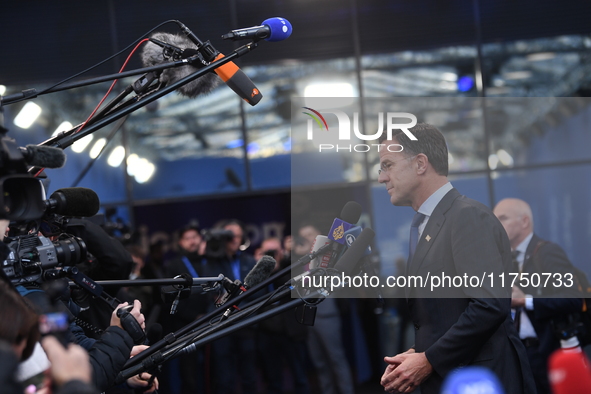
[7,20,180,106]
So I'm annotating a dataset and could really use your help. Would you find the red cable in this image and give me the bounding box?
[76,37,150,135]
[34,38,151,178]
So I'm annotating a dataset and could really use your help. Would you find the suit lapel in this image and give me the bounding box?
[408,188,461,276]
[522,234,540,273]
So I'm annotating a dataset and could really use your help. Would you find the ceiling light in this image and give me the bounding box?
[488,154,499,170]
[526,52,556,62]
[304,82,355,98]
[14,102,42,129]
[496,149,514,167]
[126,154,140,176]
[72,134,94,153]
[134,160,155,183]
[503,71,532,80]
[89,138,106,159]
[0,85,6,96]
[439,81,457,91]
[107,146,125,167]
[52,121,73,137]
[441,72,458,82]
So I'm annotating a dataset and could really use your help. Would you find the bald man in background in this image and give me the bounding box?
[494,198,583,394]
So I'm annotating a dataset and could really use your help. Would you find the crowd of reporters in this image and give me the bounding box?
[0,209,365,394]
[2,203,591,394]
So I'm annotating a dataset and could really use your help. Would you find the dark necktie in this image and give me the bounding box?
[408,212,426,264]
[512,250,522,332]
[511,250,521,274]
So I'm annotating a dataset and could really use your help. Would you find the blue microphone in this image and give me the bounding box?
[441,366,505,394]
[222,17,293,42]
[343,226,372,256]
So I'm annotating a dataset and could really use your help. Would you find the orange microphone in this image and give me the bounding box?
[212,53,262,106]
[176,21,262,106]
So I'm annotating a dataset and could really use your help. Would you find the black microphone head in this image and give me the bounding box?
[340,201,362,224]
[244,255,276,288]
[22,145,66,168]
[49,187,100,217]
[141,33,220,98]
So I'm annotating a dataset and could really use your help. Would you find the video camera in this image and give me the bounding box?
[202,229,234,259]
[0,126,102,285]
[0,129,64,222]
[1,186,101,285]
[3,233,87,285]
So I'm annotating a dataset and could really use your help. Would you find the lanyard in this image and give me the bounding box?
[181,256,198,278]
[231,257,241,281]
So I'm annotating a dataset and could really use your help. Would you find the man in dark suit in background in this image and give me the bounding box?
[377,124,535,394]
[494,198,583,394]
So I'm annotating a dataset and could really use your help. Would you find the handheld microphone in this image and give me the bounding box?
[141,33,220,98]
[548,348,591,394]
[324,201,363,268]
[340,201,363,224]
[176,23,263,106]
[222,17,293,42]
[333,228,375,276]
[295,201,363,280]
[19,145,66,168]
[244,255,277,288]
[342,226,372,257]
[309,235,331,269]
[45,187,100,217]
[441,366,505,394]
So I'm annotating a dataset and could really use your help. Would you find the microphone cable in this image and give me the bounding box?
[34,37,152,179]
[11,20,182,106]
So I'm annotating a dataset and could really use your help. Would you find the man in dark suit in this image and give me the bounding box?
[494,198,583,394]
[378,124,536,394]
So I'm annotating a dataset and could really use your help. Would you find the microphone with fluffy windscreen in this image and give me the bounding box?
[140,33,220,98]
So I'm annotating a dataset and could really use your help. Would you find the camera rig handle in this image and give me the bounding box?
[49,266,147,344]
[46,266,122,309]
[116,305,146,345]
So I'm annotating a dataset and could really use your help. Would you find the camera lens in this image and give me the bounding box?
[53,236,87,266]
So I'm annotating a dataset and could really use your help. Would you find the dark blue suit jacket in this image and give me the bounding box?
[521,234,583,363]
[405,188,536,394]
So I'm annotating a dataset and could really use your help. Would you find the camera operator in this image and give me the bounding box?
[202,219,258,394]
[17,278,155,393]
[4,217,157,392]
[63,217,134,338]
